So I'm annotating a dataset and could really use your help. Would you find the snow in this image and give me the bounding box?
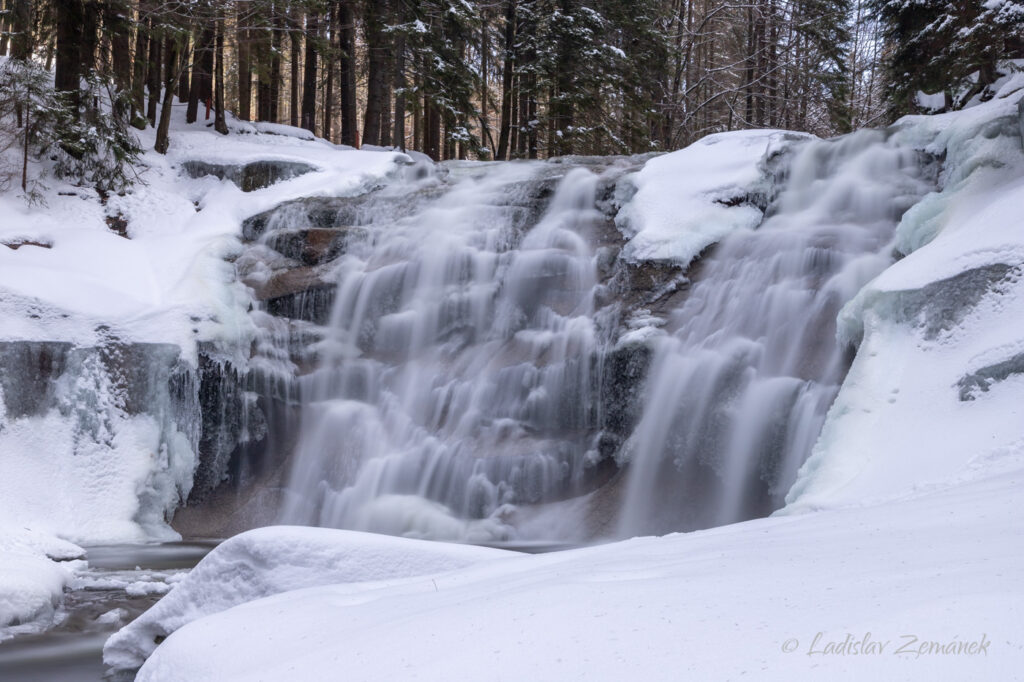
[0,108,407,352]
[135,468,1024,681]
[0,100,408,634]
[914,90,946,112]
[0,525,83,634]
[614,129,811,268]
[103,526,511,671]
[786,85,1024,513]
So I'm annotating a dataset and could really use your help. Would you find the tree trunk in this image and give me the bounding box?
[270,11,283,122]
[155,36,179,154]
[338,0,358,146]
[177,35,190,101]
[10,0,32,60]
[392,31,407,151]
[106,0,133,119]
[22,102,29,191]
[496,0,515,160]
[146,19,161,125]
[323,14,334,141]
[425,97,441,161]
[257,22,272,122]
[236,5,252,120]
[379,77,392,147]
[300,13,318,132]
[187,28,214,123]
[214,10,228,135]
[79,1,99,79]
[131,12,148,122]
[362,5,385,147]
[54,0,82,114]
[290,7,301,128]
[479,20,493,158]
[0,0,9,57]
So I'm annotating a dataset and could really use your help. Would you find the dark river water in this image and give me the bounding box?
[0,542,218,682]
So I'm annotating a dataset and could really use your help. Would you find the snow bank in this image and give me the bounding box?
[135,467,1024,681]
[784,81,1024,511]
[614,129,810,268]
[0,525,83,634]
[104,526,511,670]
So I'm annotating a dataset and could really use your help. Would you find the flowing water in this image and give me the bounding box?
[266,130,934,542]
[0,542,216,681]
[276,160,627,541]
[616,130,932,535]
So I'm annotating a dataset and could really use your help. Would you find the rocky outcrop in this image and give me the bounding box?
[181,160,317,192]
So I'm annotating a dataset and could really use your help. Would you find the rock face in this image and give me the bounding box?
[181,160,317,192]
[0,341,190,422]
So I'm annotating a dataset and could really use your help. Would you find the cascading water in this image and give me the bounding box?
[277,161,625,541]
[252,129,934,543]
[616,129,934,536]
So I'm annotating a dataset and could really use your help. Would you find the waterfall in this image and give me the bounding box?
[252,130,934,542]
[275,161,624,541]
[616,129,933,536]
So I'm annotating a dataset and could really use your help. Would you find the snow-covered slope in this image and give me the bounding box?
[135,469,1023,681]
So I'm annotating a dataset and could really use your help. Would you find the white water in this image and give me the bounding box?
[275,131,933,542]
[279,162,619,541]
[617,130,932,535]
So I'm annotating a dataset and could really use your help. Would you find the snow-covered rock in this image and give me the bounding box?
[0,526,83,634]
[614,129,810,268]
[104,526,511,670]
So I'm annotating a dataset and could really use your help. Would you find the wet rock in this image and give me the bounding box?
[264,227,366,266]
[241,197,367,241]
[249,265,332,302]
[2,239,54,250]
[265,286,337,325]
[1019,96,1024,148]
[181,160,317,192]
[245,265,337,325]
[598,342,653,438]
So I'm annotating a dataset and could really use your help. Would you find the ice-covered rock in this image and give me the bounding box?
[0,340,199,544]
[785,85,1024,512]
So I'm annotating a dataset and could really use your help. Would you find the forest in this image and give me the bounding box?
[0,0,1022,160]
